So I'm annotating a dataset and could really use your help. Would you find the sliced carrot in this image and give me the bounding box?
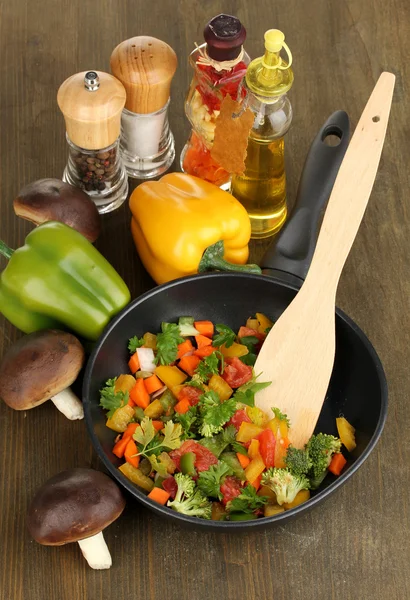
[177,339,194,359]
[236,452,251,469]
[178,354,200,376]
[195,334,212,349]
[328,452,347,476]
[128,352,140,374]
[112,436,130,458]
[174,398,191,414]
[147,487,171,505]
[152,420,164,432]
[130,378,150,409]
[143,374,164,395]
[124,422,139,438]
[124,439,140,468]
[194,345,217,358]
[194,320,214,338]
[250,474,262,491]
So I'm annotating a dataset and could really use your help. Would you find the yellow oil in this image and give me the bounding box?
[231,135,287,238]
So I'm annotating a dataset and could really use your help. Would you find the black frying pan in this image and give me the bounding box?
[83,111,388,531]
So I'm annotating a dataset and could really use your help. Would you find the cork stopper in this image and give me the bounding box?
[57,71,126,150]
[110,36,177,114]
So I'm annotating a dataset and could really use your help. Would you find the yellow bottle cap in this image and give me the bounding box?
[264,29,285,53]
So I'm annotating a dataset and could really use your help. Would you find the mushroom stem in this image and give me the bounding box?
[77,532,112,570]
[50,388,84,420]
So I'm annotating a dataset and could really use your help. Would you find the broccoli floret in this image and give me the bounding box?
[284,446,312,476]
[306,433,342,489]
[261,468,310,506]
[167,473,212,519]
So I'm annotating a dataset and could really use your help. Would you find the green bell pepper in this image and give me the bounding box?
[0,221,131,340]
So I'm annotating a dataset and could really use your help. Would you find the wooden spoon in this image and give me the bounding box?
[254,72,395,448]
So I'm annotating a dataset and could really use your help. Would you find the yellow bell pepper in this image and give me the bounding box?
[119,463,154,492]
[336,417,356,452]
[236,422,264,443]
[106,404,134,432]
[155,365,187,388]
[220,342,249,358]
[129,173,261,284]
[208,374,233,401]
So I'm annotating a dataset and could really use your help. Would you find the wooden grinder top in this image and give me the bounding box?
[110,36,177,114]
[57,71,127,150]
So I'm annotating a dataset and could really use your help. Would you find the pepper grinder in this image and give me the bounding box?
[57,71,129,214]
[110,36,177,179]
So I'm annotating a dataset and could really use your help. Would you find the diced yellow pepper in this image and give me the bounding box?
[246,406,269,427]
[246,318,259,330]
[264,504,285,517]
[158,452,176,474]
[155,365,187,388]
[267,417,289,439]
[283,489,311,510]
[336,417,357,452]
[258,485,277,504]
[119,463,154,492]
[143,332,157,349]
[106,404,134,432]
[208,374,233,400]
[114,374,136,394]
[220,342,249,358]
[248,439,260,460]
[236,422,264,443]
[256,312,273,334]
[245,455,266,482]
[144,399,164,419]
[211,502,227,521]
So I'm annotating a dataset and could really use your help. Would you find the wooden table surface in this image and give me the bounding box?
[0,1,409,599]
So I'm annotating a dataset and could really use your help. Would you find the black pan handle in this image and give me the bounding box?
[261,110,350,284]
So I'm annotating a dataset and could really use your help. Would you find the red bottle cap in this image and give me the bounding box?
[204,14,246,62]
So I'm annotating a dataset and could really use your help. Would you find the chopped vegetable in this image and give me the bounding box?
[195,334,213,349]
[167,473,212,519]
[284,446,312,476]
[143,332,157,349]
[226,484,267,514]
[179,354,201,376]
[328,452,347,476]
[283,489,311,510]
[198,391,237,437]
[208,374,233,401]
[124,439,140,468]
[336,417,357,452]
[257,429,276,468]
[99,378,129,419]
[130,378,150,409]
[233,377,271,408]
[236,453,250,469]
[174,398,191,414]
[136,347,156,372]
[177,339,194,359]
[147,487,170,505]
[105,404,134,432]
[178,316,200,337]
[128,353,140,374]
[213,324,236,348]
[236,421,264,443]
[306,433,342,489]
[155,322,184,365]
[220,342,249,358]
[194,320,214,338]
[144,398,164,419]
[199,425,236,457]
[244,455,266,483]
[155,365,187,388]
[133,418,182,458]
[118,463,154,492]
[262,468,310,506]
[194,351,221,383]
[197,461,233,499]
[180,452,197,476]
[128,336,144,353]
[143,374,164,395]
[194,345,218,358]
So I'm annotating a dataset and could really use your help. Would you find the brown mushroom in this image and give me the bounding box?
[27,468,125,569]
[0,329,85,420]
[14,178,101,242]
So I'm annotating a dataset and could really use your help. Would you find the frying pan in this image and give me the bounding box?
[83,111,388,530]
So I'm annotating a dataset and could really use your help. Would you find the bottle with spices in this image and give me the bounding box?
[181,14,250,188]
[230,30,294,238]
[110,36,177,179]
[57,71,128,214]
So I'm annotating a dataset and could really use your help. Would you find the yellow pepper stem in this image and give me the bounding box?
[198,241,262,275]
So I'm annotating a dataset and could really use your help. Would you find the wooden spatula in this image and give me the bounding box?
[254,72,395,448]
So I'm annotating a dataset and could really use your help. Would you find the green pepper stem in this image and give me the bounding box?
[0,240,14,260]
[198,241,262,276]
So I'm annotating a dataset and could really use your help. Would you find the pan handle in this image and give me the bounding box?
[261,110,350,284]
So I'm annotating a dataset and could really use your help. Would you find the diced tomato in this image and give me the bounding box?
[257,429,276,468]
[220,475,243,505]
[170,440,218,472]
[227,409,252,431]
[162,476,178,500]
[222,357,253,388]
[238,326,266,342]
[177,385,202,406]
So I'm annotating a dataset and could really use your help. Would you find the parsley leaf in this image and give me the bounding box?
[99,378,129,418]
[133,418,182,457]
[198,391,237,437]
[271,407,291,428]
[147,454,169,478]
[155,322,184,366]
[197,461,233,499]
[231,441,248,456]
[226,485,268,514]
[128,336,144,353]
[240,336,259,351]
[175,406,198,440]
[239,353,257,366]
[213,324,236,348]
[194,351,222,383]
[233,378,272,407]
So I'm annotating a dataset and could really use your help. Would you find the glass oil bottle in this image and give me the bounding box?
[230,30,294,238]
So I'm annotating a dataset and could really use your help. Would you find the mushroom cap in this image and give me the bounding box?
[14,178,101,243]
[27,468,126,545]
[0,330,85,410]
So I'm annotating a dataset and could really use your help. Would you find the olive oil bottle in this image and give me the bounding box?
[231,30,294,238]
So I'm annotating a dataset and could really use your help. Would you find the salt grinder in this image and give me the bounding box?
[110,36,177,179]
[57,71,129,214]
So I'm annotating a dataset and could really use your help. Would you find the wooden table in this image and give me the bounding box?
[0,1,409,599]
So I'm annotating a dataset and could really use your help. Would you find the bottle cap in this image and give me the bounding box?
[264,29,285,53]
[110,36,177,114]
[57,71,126,150]
[204,14,246,62]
